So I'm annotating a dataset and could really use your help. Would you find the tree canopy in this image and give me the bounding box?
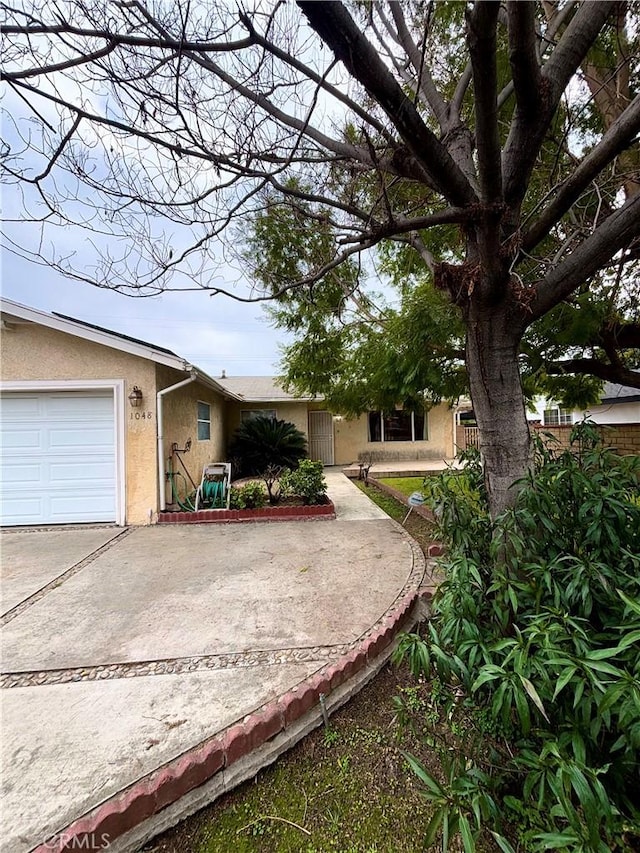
[2,0,639,516]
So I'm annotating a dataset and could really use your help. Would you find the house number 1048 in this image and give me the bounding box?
[130,411,153,420]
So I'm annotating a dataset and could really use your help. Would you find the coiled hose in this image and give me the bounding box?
[200,478,227,508]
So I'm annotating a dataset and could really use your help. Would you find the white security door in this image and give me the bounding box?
[0,391,116,525]
[308,410,334,465]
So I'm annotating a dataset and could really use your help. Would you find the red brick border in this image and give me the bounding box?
[34,585,429,852]
[157,502,335,524]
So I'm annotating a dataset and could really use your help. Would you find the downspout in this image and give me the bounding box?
[157,370,197,513]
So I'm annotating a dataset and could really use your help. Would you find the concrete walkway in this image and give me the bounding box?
[341,459,463,479]
[0,473,428,853]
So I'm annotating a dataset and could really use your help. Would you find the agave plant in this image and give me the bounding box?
[228,416,307,477]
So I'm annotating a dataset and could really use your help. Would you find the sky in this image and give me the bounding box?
[1,244,290,379]
[0,31,293,381]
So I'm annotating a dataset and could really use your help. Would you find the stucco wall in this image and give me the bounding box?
[224,401,312,447]
[1,322,159,525]
[156,366,227,506]
[333,404,454,465]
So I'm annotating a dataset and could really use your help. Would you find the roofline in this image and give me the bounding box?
[235,395,320,403]
[1,298,190,369]
[600,394,640,404]
[0,297,242,401]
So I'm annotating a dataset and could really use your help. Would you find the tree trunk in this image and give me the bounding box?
[465,304,531,519]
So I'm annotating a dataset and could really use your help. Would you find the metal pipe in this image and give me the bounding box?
[157,371,197,512]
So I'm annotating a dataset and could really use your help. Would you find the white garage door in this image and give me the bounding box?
[0,391,116,525]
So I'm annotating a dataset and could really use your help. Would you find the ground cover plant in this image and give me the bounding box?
[377,477,427,498]
[396,424,640,852]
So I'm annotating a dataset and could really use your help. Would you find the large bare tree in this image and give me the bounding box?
[2,0,639,517]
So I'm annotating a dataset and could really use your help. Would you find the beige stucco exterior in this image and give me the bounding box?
[0,322,229,525]
[333,404,454,465]
[225,400,312,446]
[156,365,227,512]
[224,396,454,466]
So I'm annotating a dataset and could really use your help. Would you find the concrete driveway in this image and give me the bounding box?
[0,472,427,853]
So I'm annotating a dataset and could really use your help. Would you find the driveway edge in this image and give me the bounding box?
[34,548,435,853]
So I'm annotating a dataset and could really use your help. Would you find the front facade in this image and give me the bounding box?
[219,376,456,467]
[0,300,238,526]
[1,300,456,528]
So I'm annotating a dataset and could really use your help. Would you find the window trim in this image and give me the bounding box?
[240,408,277,423]
[197,400,211,441]
[543,405,573,427]
[368,410,428,442]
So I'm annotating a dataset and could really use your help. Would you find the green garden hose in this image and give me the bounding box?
[167,459,196,511]
[200,478,226,508]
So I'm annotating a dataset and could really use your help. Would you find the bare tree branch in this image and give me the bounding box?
[523,92,640,251]
[530,192,640,323]
[503,0,615,210]
[467,1,502,204]
[297,0,477,207]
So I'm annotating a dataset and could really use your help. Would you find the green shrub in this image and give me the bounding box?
[280,459,327,505]
[396,423,640,852]
[228,416,307,477]
[229,481,266,510]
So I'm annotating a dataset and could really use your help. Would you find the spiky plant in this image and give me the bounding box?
[228,417,307,477]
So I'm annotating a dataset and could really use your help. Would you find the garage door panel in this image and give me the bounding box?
[0,461,42,483]
[44,394,113,416]
[2,428,44,451]
[49,460,115,484]
[0,391,117,526]
[49,493,115,521]
[0,395,42,418]
[47,426,114,451]
[0,496,45,524]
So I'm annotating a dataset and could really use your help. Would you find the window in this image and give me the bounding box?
[241,409,277,423]
[368,410,427,442]
[197,401,211,440]
[543,406,573,427]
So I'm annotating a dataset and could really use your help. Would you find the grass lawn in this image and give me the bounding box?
[376,476,426,497]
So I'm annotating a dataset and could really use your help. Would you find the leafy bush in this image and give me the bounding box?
[228,481,266,510]
[228,416,307,477]
[396,423,640,852]
[280,459,327,505]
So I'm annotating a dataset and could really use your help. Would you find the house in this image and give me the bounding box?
[0,298,241,526]
[0,298,456,527]
[218,375,455,467]
[528,378,640,427]
[455,380,640,455]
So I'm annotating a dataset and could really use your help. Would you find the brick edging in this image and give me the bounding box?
[366,476,437,525]
[158,502,336,524]
[34,544,433,853]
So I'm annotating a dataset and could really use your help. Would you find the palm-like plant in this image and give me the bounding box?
[228,417,307,477]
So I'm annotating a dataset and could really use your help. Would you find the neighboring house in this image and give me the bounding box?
[529,378,640,426]
[219,375,455,467]
[582,380,640,425]
[455,381,640,455]
[0,298,240,526]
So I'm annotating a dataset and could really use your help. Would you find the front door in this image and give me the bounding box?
[308,410,334,465]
